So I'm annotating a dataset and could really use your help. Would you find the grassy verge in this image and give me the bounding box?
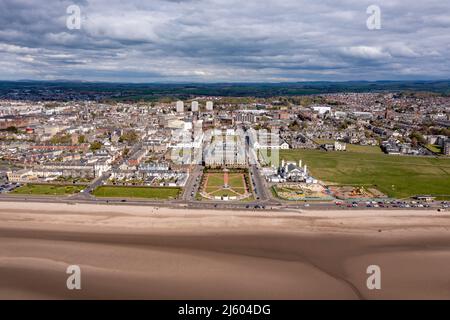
[12,184,85,195]
[345,144,382,154]
[93,186,181,199]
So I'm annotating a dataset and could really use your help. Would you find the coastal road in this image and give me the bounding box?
[181,165,203,201]
[249,164,270,202]
[0,193,446,212]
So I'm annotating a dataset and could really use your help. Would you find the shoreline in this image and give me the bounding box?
[1,201,450,299]
[0,200,448,232]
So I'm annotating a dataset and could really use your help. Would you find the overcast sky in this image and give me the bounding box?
[0,0,449,82]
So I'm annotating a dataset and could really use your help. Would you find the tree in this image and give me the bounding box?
[409,132,426,145]
[78,135,86,144]
[50,134,71,145]
[119,130,139,144]
[288,121,300,131]
[5,126,18,133]
[90,141,102,151]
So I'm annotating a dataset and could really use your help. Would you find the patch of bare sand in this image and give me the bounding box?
[0,201,450,299]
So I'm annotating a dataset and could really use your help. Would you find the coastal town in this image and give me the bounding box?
[0,91,449,210]
[3,0,450,303]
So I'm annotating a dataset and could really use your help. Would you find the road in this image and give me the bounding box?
[70,171,111,200]
[0,193,446,213]
[249,164,270,202]
[181,165,203,201]
[70,139,143,200]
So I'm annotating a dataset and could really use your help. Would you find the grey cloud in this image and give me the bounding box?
[0,0,449,82]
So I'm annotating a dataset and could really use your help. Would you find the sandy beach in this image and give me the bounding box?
[0,201,450,299]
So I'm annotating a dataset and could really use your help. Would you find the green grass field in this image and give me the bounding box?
[206,174,225,186]
[345,144,382,154]
[205,173,245,189]
[228,173,245,188]
[12,184,85,195]
[278,149,450,199]
[93,186,181,199]
[201,172,249,198]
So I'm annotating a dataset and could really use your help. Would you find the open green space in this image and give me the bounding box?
[210,189,236,197]
[200,171,250,200]
[345,144,382,154]
[93,186,181,199]
[278,149,450,199]
[204,173,245,189]
[228,173,245,188]
[206,174,225,186]
[12,184,85,195]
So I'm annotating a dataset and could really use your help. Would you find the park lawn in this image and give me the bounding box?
[228,173,245,188]
[279,149,450,199]
[93,186,181,199]
[230,187,247,195]
[206,174,225,186]
[12,184,85,195]
[209,188,245,197]
[210,189,235,197]
[205,186,221,193]
[345,144,383,154]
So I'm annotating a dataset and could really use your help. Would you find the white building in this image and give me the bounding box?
[444,139,450,156]
[334,141,347,151]
[176,101,184,113]
[206,101,214,111]
[203,132,247,168]
[247,128,289,150]
[312,105,331,115]
[191,101,199,112]
[263,159,317,184]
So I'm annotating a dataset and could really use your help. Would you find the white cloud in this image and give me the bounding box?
[340,46,391,60]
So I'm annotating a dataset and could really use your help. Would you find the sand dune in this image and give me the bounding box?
[0,201,450,299]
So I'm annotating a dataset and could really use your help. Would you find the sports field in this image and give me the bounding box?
[12,184,85,195]
[278,149,450,199]
[93,186,181,199]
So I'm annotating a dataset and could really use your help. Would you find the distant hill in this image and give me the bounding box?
[1,80,450,101]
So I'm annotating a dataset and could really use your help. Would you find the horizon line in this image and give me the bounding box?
[1,79,450,85]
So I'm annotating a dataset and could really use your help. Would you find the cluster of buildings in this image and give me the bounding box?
[424,135,450,155]
[1,90,448,195]
[285,92,449,156]
[381,139,421,156]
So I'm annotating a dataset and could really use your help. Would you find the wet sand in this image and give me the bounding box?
[0,202,450,299]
